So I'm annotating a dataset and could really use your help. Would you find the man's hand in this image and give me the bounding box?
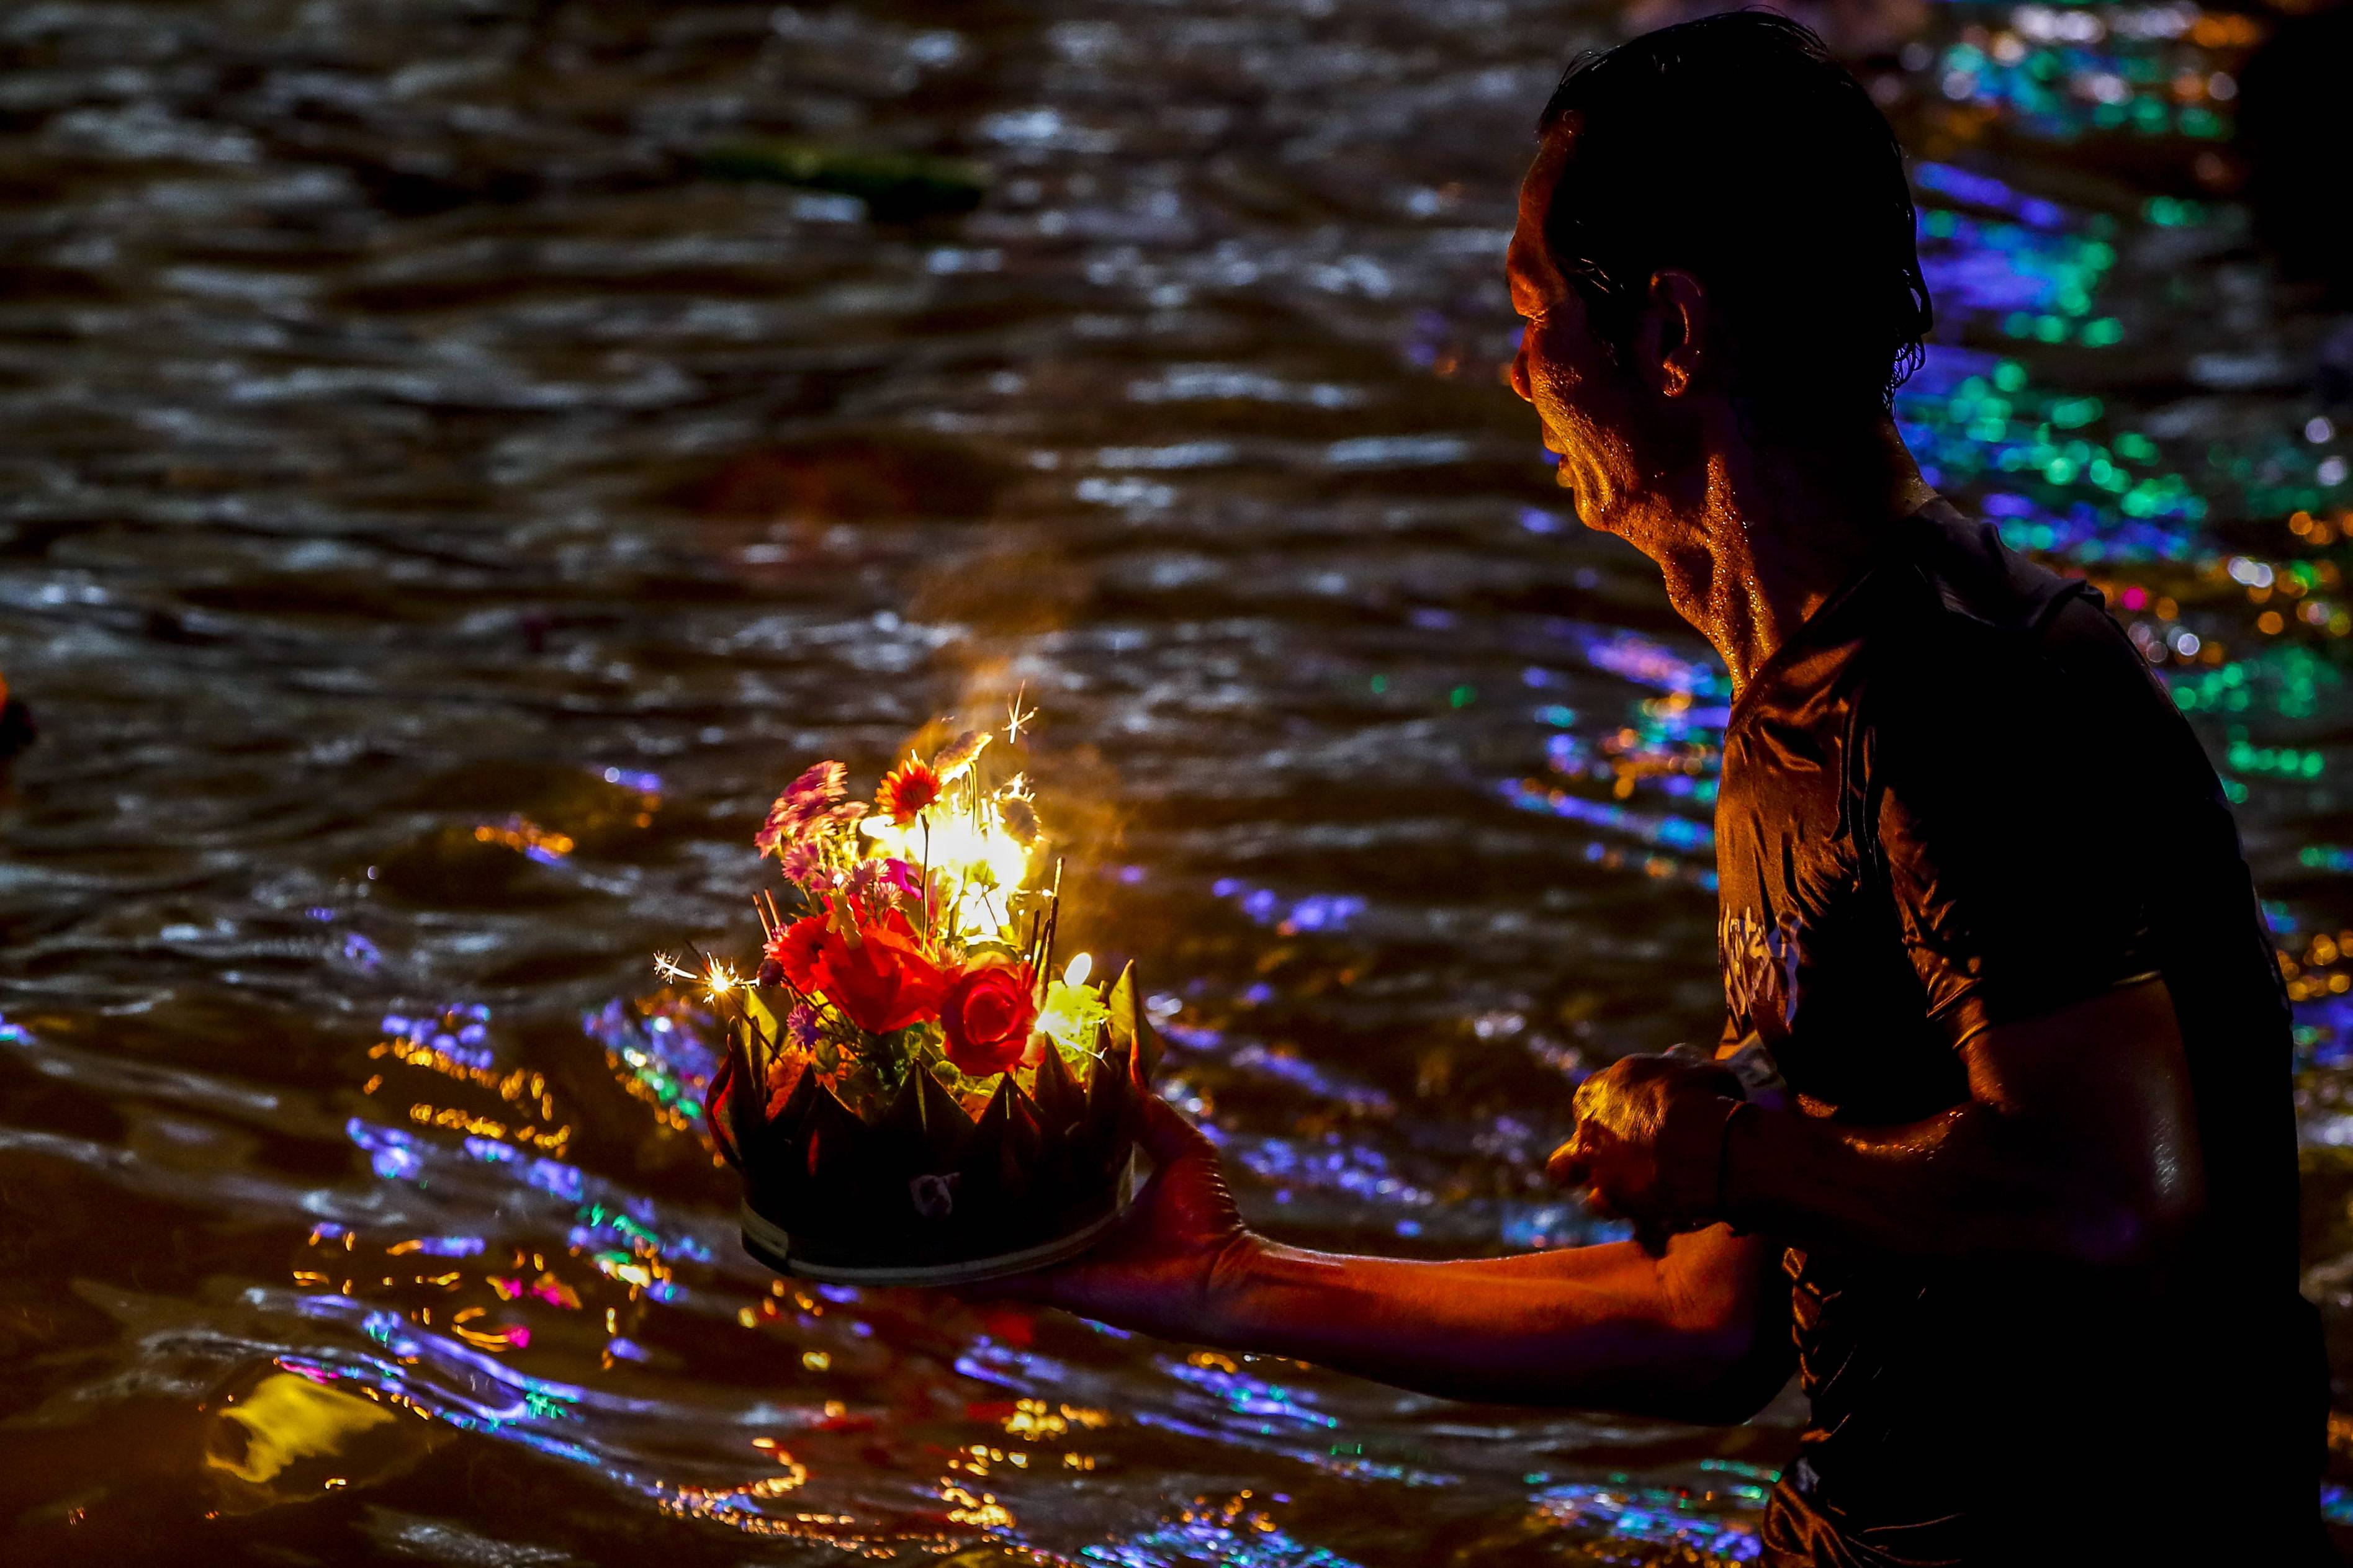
[1549,1052,1747,1256]
[975,1095,1260,1341]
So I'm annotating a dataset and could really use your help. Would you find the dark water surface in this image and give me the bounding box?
[1,1,2348,1562]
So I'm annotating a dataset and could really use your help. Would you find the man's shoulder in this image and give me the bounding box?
[1884,499,2093,641]
[1849,503,2189,777]
[1734,501,2169,774]
[1861,501,2151,700]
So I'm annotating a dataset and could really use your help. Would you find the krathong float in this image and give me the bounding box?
[680,704,1157,1285]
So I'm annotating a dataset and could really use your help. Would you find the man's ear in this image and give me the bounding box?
[1638,269,1710,399]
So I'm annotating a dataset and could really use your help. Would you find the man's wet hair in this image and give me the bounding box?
[1537,11,1932,429]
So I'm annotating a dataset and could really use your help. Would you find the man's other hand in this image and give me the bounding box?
[1549,1053,1747,1255]
[970,1096,1259,1340]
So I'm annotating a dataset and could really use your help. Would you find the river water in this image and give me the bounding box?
[0,1,2346,1562]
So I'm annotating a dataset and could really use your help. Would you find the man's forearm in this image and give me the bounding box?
[1714,982,2201,1266]
[1720,1100,2159,1265]
[1200,1228,1780,1418]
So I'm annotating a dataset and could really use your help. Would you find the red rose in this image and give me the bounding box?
[765,915,832,993]
[822,912,950,1035]
[940,956,1038,1078]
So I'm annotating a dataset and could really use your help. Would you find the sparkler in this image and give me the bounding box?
[1003,683,1035,748]
[652,949,745,1000]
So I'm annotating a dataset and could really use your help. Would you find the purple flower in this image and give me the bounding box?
[785,1004,820,1051]
[844,856,925,917]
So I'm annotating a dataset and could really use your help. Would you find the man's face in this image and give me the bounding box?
[1506,125,1689,555]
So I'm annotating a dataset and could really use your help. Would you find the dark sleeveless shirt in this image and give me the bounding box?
[1713,501,2322,1564]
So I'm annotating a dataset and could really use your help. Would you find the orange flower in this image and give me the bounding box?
[875,758,942,825]
[763,1051,803,1119]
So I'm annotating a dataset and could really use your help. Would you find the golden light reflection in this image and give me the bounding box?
[659,1450,828,1541]
[370,1037,554,1116]
[472,817,574,859]
[404,1101,570,1155]
[367,1033,568,1158]
[208,1373,395,1486]
[449,1306,528,1351]
[1000,1397,1109,1440]
[940,1482,1014,1530]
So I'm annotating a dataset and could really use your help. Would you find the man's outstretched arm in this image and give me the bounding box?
[1197,1227,1789,1420]
[994,1097,1792,1423]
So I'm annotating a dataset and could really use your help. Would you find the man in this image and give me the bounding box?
[1002,14,2327,1562]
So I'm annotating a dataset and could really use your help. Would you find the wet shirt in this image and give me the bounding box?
[1714,502,2318,1564]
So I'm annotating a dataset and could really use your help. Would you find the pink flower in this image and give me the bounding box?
[776,840,828,889]
[755,761,848,857]
[785,759,848,812]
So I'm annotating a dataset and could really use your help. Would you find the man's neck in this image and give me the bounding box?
[1649,416,1932,691]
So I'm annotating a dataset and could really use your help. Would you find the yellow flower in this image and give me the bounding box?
[1034,978,1110,1057]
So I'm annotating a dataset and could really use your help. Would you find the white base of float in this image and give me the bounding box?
[737,1155,1140,1287]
